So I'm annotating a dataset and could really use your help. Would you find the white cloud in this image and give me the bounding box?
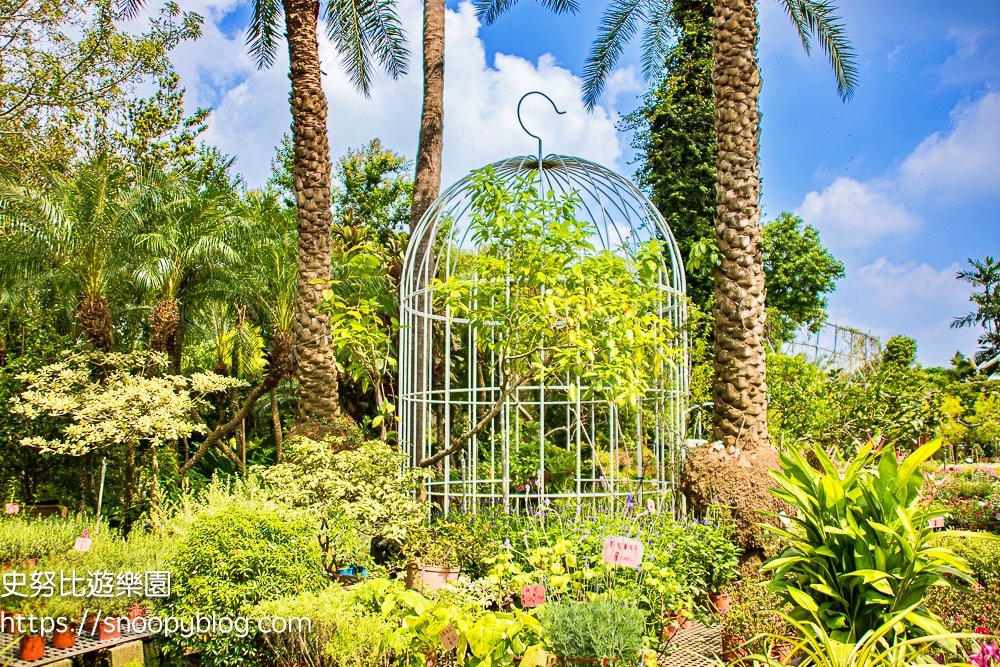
[795,177,922,249]
[899,91,1000,197]
[167,0,633,188]
[826,258,980,366]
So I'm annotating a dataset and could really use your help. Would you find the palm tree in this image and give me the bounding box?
[134,161,245,373]
[247,0,409,427]
[477,0,857,552]
[0,154,150,351]
[116,0,410,425]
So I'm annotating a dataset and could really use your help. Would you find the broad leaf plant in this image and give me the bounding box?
[762,438,998,650]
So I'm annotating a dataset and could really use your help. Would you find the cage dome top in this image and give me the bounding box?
[403,153,687,297]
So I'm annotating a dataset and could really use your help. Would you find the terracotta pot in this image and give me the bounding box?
[128,604,147,621]
[721,633,748,663]
[709,591,731,614]
[52,624,78,649]
[770,643,795,665]
[96,617,122,641]
[19,635,45,661]
[405,562,460,592]
[661,613,690,642]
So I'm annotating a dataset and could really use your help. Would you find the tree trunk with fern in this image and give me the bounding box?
[680,0,785,557]
[284,0,340,425]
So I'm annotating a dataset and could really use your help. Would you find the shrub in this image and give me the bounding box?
[0,514,94,564]
[540,599,646,663]
[256,581,399,667]
[162,504,326,667]
[926,583,1000,638]
[936,535,1000,587]
[258,436,424,553]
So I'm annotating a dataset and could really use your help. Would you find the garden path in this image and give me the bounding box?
[661,621,721,666]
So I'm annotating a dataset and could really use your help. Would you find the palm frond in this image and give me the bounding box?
[639,0,675,82]
[247,0,284,69]
[116,0,145,20]
[582,0,645,111]
[325,0,409,96]
[780,0,858,102]
[474,0,519,25]
[361,0,410,80]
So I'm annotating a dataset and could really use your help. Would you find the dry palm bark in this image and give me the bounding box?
[77,295,113,352]
[409,0,445,231]
[150,298,180,353]
[681,0,785,554]
[284,0,340,423]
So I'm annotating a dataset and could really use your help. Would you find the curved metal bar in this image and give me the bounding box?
[517,91,566,170]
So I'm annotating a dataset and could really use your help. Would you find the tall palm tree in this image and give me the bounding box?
[477,0,857,551]
[246,0,409,426]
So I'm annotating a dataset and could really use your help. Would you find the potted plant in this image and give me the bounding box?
[540,599,646,667]
[718,581,792,663]
[14,598,45,661]
[660,596,694,643]
[701,513,739,614]
[87,596,128,641]
[44,596,83,649]
[403,527,461,592]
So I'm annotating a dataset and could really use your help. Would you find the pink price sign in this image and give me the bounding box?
[521,584,545,608]
[602,536,644,568]
[928,517,945,529]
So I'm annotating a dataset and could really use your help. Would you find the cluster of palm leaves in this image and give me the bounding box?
[0,153,298,441]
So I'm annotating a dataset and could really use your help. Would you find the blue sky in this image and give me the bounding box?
[164,0,1000,366]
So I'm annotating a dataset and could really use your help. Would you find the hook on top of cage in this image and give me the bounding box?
[517,91,566,172]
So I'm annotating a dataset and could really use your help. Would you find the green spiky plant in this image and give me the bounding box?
[762,438,999,649]
[714,605,980,667]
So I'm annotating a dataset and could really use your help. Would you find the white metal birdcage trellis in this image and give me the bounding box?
[398,99,688,514]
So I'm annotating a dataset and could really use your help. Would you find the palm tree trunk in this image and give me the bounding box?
[710,0,766,451]
[271,387,283,462]
[679,0,785,559]
[409,0,446,230]
[78,295,113,352]
[284,0,340,424]
[408,0,445,460]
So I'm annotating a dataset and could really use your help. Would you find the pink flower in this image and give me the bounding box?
[968,641,1000,667]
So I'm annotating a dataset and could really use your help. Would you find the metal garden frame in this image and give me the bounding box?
[398,96,688,514]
